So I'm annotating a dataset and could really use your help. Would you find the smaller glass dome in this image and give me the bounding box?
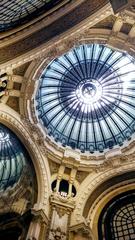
[0,0,62,32]
[0,123,26,190]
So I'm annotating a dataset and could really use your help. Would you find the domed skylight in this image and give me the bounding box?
[36,44,135,153]
[0,123,26,190]
[0,0,61,31]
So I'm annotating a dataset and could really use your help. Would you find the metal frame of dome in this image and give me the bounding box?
[36,44,135,153]
[0,123,27,190]
[0,0,63,32]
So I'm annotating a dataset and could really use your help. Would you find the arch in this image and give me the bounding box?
[71,164,135,226]
[83,171,135,219]
[0,104,51,217]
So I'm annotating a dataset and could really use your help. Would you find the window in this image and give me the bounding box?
[98,191,135,240]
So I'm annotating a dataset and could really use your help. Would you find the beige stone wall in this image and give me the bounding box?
[74,235,88,240]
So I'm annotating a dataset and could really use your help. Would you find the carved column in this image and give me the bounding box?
[26,209,48,240]
[47,193,75,240]
[68,168,77,197]
[112,17,123,33]
[56,165,65,192]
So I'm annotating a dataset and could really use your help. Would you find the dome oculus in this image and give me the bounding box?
[36,44,135,153]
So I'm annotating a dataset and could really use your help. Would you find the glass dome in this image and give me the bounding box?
[36,44,135,153]
[0,0,61,32]
[0,123,26,190]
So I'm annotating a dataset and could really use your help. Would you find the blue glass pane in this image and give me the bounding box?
[36,44,135,153]
[0,124,26,190]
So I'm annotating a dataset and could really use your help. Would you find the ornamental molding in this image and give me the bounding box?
[17,114,135,168]
[21,116,135,169]
[2,7,135,73]
[50,192,75,211]
[0,3,113,72]
[0,0,84,47]
[119,10,135,24]
[69,222,94,240]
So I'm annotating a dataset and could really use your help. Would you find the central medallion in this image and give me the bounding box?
[76,80,102,105]
[82,82,96,98]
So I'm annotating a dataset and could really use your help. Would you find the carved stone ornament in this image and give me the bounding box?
[69,222,93,240]
[0,73,8,98]
[49,227,66,240]
[50,192,75,210]
[120,10,135,23]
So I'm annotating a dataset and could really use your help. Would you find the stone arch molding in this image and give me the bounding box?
[90,182,135,240]
[71,162,135,226]
[0,104,51,217]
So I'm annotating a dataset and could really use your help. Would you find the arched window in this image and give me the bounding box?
[98,191,135,240]
[112,203,135,239]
